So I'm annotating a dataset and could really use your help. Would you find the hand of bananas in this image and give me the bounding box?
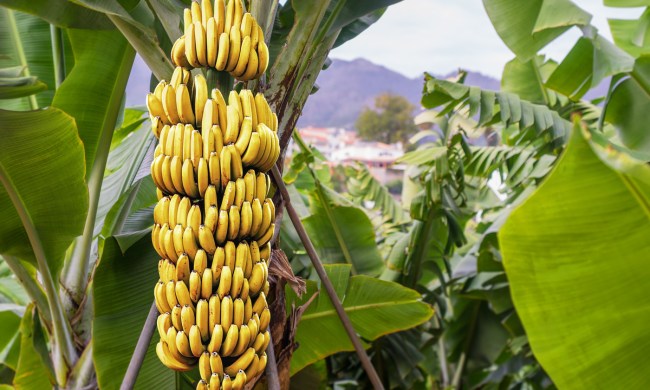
[147,2,277,389]
[170,0,269,81]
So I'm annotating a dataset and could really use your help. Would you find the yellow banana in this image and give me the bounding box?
[175,253,191,285]
[243,170,256,203]
[225,347,255,377]
[217,265,232,299]
[177,196,191,227]
[159,124,171,152]
[161,156,176,195]
[175,280,194,308]
[232,35,251,77]
[209,373,221,390]
[239,202,252,238]
[191,128,203,167]
[185,23,200,68]
[250,198,263,237]
[208,294,221,333]
[215,32,230,71]
[224,0,234,32]
[197,157,209,197]
[255,352,267,377]
[157,312,172,339]
[252,292,267,315]
[256,223,274,247]
[224,241,236,269]
[214,0,225,35]
[156,341,193,371]
[196,298,210,342]
[251,332,264,354]
[162,84,181,124]
[172,224,185,258]
[194,21,207,66]
[196,379,208,390]
[230,266,244,299]
[176,83,195,124]
[234,242,248,270]
[249,240,260,264]
[199,351,211,381]
[233,0,243,29]
[194,74,208,126]
[168,194,181,227]
[182,159,200,198]
[154,196,169,225]
[244,353,260,380]
[210,352,224,377]
[239,43,258,81]
[155,282,171,313]
[171,304,183,330]
[227,205,240,241]
[152,225,164,259]
[234,116,253,156]
[248,262,264,296]
[256,200,272,240]
[257,41,269,78]
[220,181,235,210]
[146,94,166,124]
[208,151,221,186]
[241,132,261,167]
[191,1,201,23]
[183,226,199,259]
[188,205,202,240]
[233,297,245,328]
[204,184,218,209]
[212,247,226,282]
[259,308,270,332]
[212,88,228,129]
[194,248,208,273]
[170,155,185,194]
[202,99,217,133]
[204,205,218,233]
[163,228,179,262]
[224,105,241,144]
[226,26,241,72]
[164,125,176,156]
[215,209,229,245]
[232,371,247,390]
[220,321,238,356]
[171,37,190,69]
[240,13,252,38]
[201,268,213,300]
[189,324,206,357]
[259,242,271,262]
[233,177,245,208]
[199,224,217,254]
[189,270,201,303]
[220,295,233,333]
[220,146,232,189]
[201,0,213,28]
[180,304,195,334]
[221,374,232,390]
[165,281,179,308]
[183,124,194,162]
[207,323,224,353]
[245,305,256,338]
[229,145,244,180]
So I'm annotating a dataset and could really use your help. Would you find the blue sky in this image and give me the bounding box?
[331,0,643,79]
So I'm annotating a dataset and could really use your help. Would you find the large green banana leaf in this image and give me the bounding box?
[482,0,591,60]
[0,0,113,29]
[52,29,135,177]
[0,108,87,277]
[286,264,434,375]
[13,305,52,389]
[499,121,650,388]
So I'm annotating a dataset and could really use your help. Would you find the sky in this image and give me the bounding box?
[330,0,644,79]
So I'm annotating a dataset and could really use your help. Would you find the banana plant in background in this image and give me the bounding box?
[0,0,435,389]
[417,0,650,388]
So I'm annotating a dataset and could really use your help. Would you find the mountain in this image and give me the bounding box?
[298,58,501,128]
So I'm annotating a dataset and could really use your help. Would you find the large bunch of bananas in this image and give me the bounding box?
[147,2,278,389]
[170,0,269,81]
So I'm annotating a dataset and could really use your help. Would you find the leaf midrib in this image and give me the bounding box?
[301,299,422,321]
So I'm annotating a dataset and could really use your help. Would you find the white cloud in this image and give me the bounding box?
[331,0,644,79]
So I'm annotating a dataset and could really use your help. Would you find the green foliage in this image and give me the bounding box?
[500,122,650,388]
[286,264,433,375]
[355,93,418,145]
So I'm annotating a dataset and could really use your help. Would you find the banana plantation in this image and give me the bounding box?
[0,0,649,389]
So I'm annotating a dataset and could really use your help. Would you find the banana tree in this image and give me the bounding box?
[0,0,439,389]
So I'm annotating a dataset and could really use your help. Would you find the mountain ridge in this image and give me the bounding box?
[298,58,501,128]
